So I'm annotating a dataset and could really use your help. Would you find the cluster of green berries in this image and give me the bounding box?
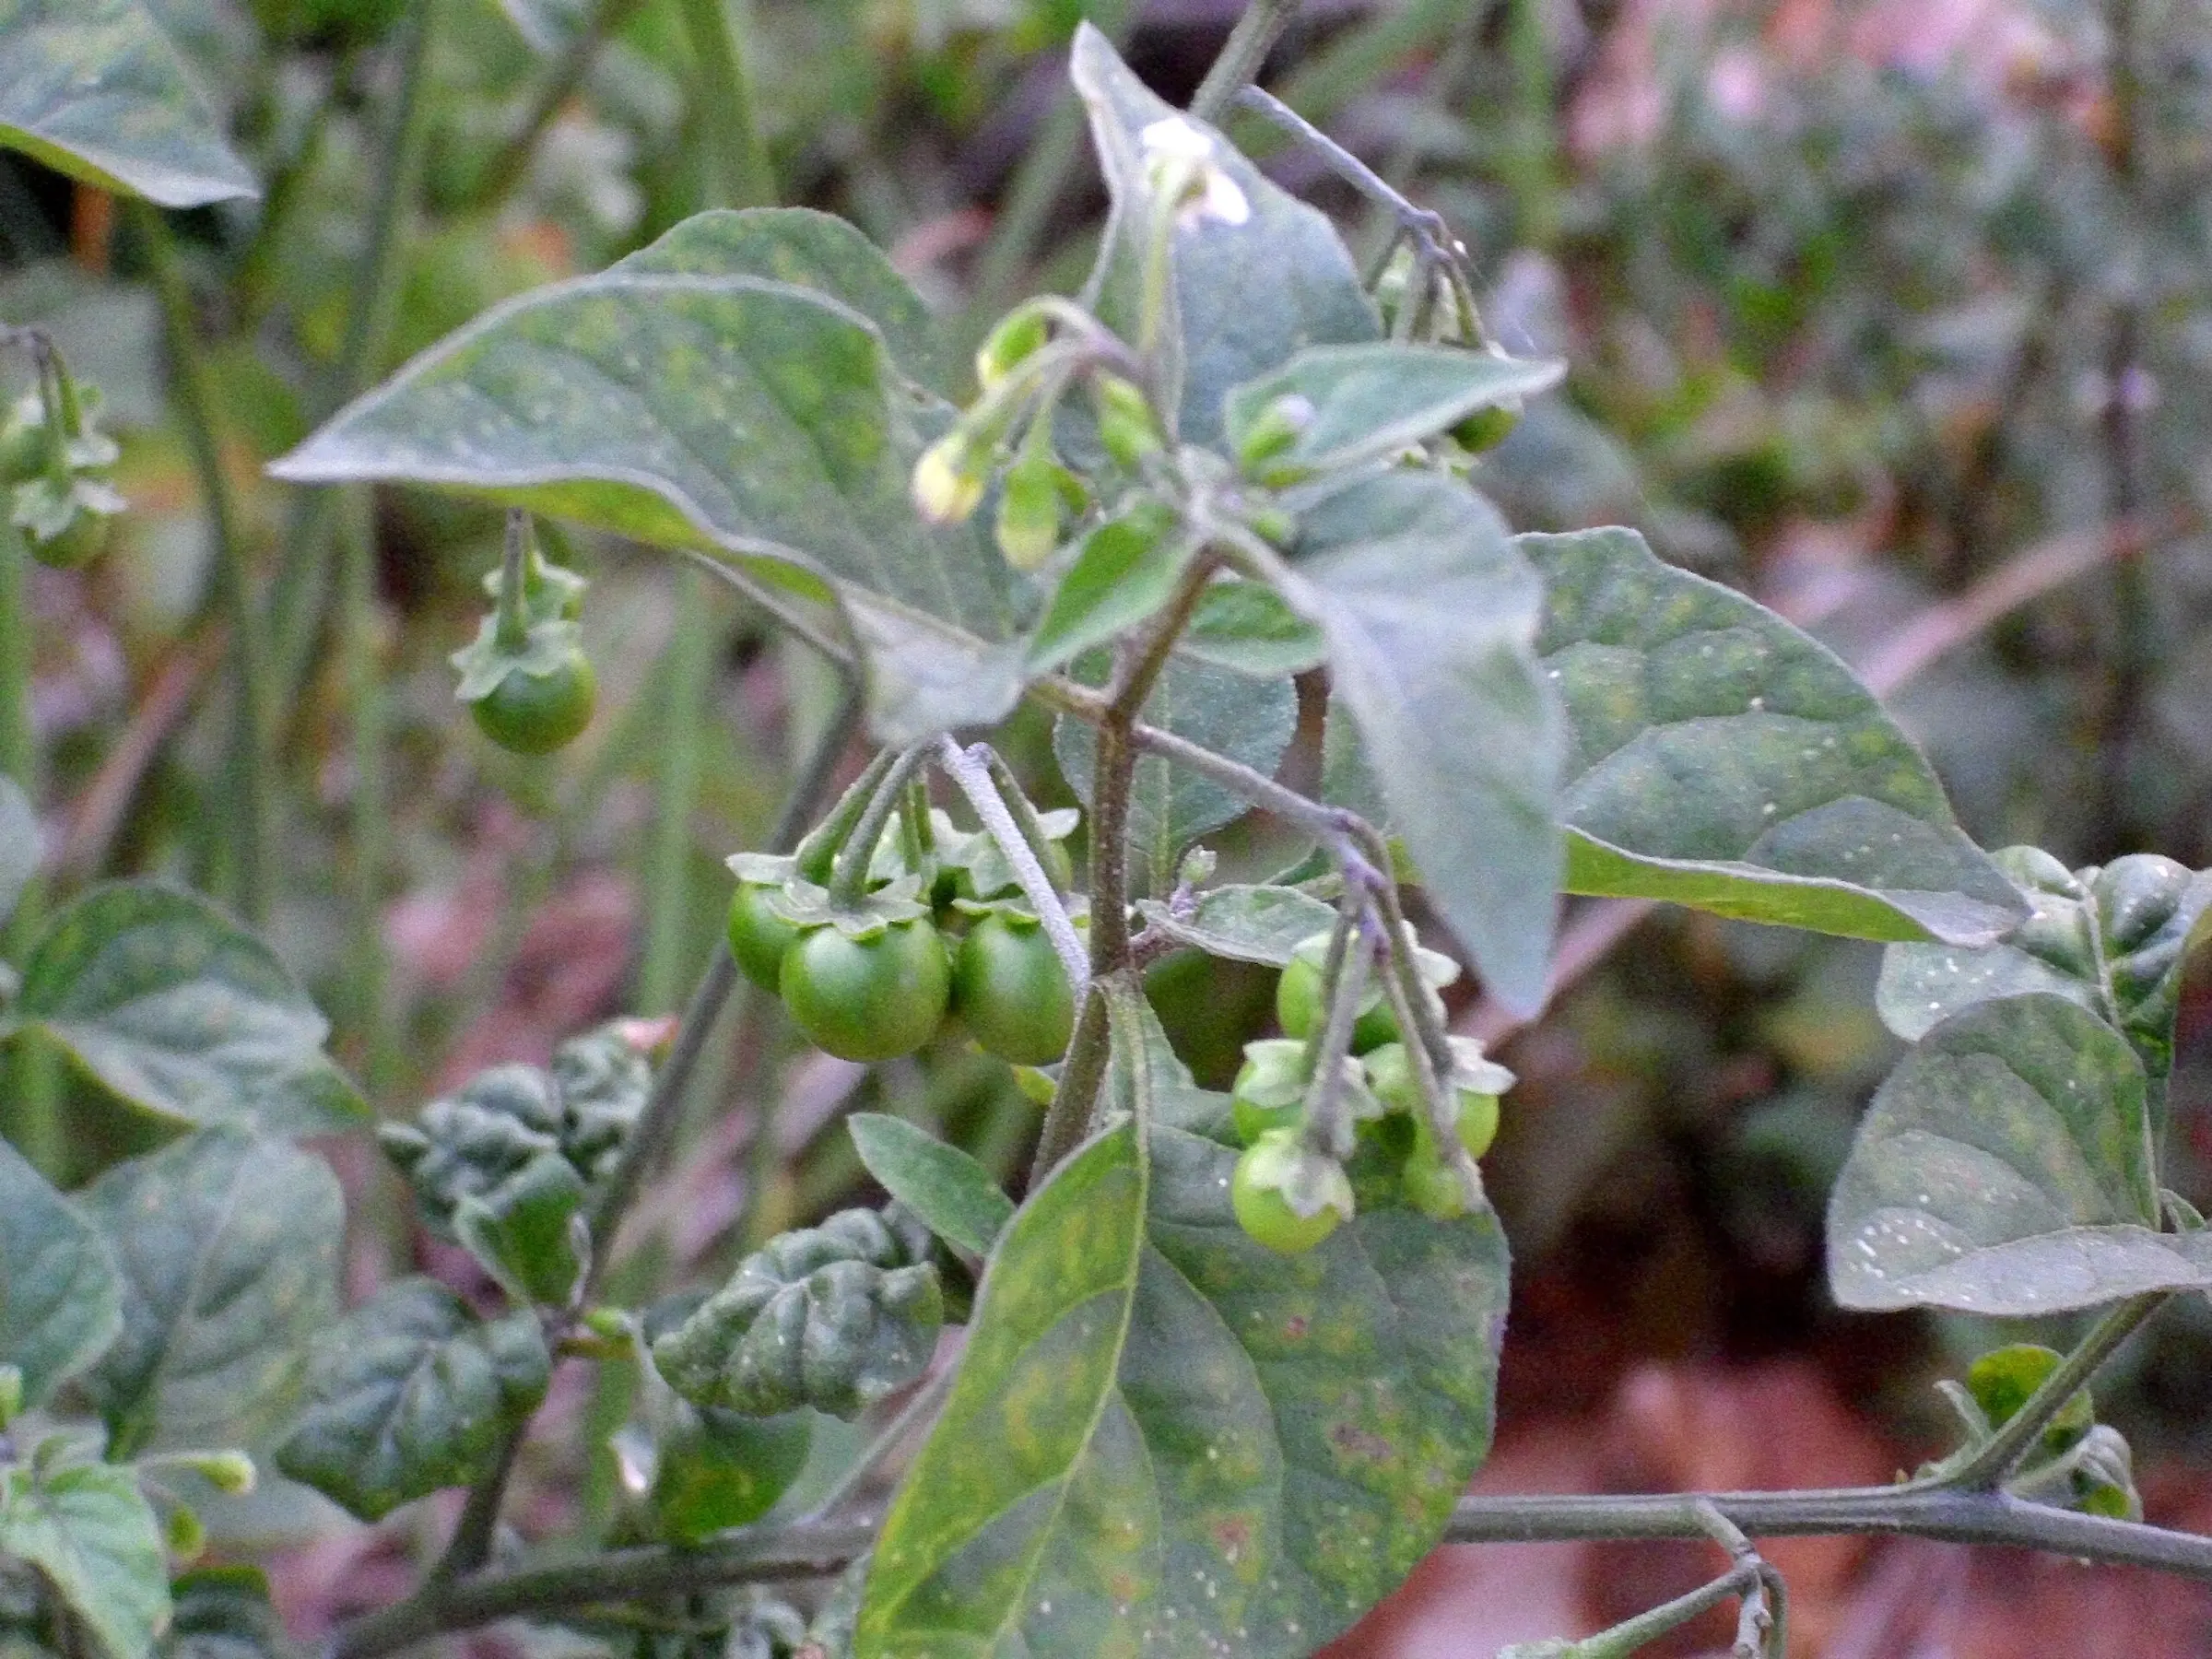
[1227,929,1512,1254]
[0,345,123,570]
[726,775,1080,1070]
[452,512,596,755]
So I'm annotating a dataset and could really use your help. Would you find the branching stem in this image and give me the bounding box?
[1190,0,1304,123]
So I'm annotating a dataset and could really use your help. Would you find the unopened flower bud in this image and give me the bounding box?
[912,434,987,524]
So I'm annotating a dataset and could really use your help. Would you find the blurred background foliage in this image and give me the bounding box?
[12,0,2212,1647]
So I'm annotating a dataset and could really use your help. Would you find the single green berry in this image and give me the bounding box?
[780,916,951,1064]
[1230,1129,1352,1254]
[470,653,596,755]
[727,879,801,992]
[1450,403,1521,453]
[1276,945,1397,1053]
[1230,1037,1311,1145]
[1365,1041,1500,1159]
[1400,1138,1470,1220]
[952,911,1075,1066]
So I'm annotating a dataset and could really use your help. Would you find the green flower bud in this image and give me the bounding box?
[975,310,1050,391]
[1091,373,1164,470]
[1234,394,1313,476]
[912,434,987,524]
[994,451,1063,571]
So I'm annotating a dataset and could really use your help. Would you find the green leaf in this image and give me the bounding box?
[11,884,368,1136]
[1823,994,2212,1315]
[652,1210,942,1420]
[0,773,36,930]
[0,1137,121,1412]
[1069,25,1378,446]
[1878,851,2212,1132]
[1524,526,2026,947]
[77,1129,341,1457]
[633,1397,814,1546]
[268,220,1018,745]
[1054,656,1298,897]
[0,0,255,207]
[1288,473,1562,1014]
[158,1567,288,1659]
[451,1150,587,1309]
[612,207,957,396]
[0,1464,168,1659]
[847,1114,1014,1256]
[1177,580,1325,679]
[1133,884,1339,968]
[1027,509,1194,677]
[857,1003,1510,1659]
[274,1278,551,1523]
[1224,344,1563,477]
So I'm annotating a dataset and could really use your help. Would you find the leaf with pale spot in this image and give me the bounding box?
[78,1127,343,1455]
[857,1000,1510,1659]
[269,215,1018,744]
[1524,525,2025,947]
[10,884,367,1136]
[1824,994,2212,1315]
[0,0,255,207]
[0,1137,120,1411]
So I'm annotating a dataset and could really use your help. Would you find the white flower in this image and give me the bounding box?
[1138,116,1250,229]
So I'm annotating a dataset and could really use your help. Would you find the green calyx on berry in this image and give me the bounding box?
[482,515,588,625]
[780,912,951,1064]
[951,908,1075,1065]
[1275,928,1459,1054]
[1230,1038,1381,1146]
[460,641,597,756]
[1364,1038,1509,1160]
[1231,1129,1353,1254]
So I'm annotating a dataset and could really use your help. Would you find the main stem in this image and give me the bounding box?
[1190,0,1304,124]
[269,0,442,708]
[138,205,272,924]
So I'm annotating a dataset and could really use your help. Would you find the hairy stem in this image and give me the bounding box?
[330,1477,2212,1657]
[1572,1563,1762,1659]
[637,572,717,1015]
[1190,0,1305,124]
[1299,904,1366,1159]
[1030,981,1112,1183]
[138,205,272,924]
[935,737,1088,995]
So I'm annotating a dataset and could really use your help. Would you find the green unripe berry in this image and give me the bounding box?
[470,653,596,755]
[727,880,801,992]
[1230,1129,1352,1254]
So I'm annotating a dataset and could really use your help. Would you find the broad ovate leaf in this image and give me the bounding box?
[1055,656,1297,897]
[1224,344,1563,477]
[1069,24,1378,445]
[1524,526,2025,947]
[270,215,1018,743]
[12,884,368,1136]
[857,1004,1509,1659]
[275,1279,551,1523]
[0,0,255,207]
[78,1128,343,1455]
[0,1136,121,1411]
[612,207,957,396]
[1288,473,1562,1014]
[0,1463,168,1659]
[1825,994,2208,1315]
[1879,850,2212,1133]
